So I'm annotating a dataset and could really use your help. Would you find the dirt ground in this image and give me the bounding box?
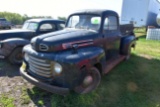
[0,60,52,107]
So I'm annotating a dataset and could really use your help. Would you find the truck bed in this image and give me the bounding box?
[120,24,134,36]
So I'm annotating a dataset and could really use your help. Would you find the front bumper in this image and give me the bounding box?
[20,67,70,95]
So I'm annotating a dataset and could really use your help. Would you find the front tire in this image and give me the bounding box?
[74,67,101,94]
[9,47,23,65]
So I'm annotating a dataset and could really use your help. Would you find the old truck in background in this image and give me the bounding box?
[20,9,136,95]
[0,18,11,29]
[0,19,65,64]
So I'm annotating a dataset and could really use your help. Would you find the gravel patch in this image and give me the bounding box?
[0,60,52,107]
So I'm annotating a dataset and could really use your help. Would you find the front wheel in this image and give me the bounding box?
[8,47,23,65]
[74,67,101,94]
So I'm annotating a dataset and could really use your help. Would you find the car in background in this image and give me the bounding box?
[0,18,11,29]
[0,18,65,64]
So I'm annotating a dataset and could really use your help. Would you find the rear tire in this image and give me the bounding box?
[9,47,23,65]
[125,45,131,60]
[74,67,101,94]
[8,26,11,29]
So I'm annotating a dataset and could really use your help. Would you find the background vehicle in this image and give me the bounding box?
[0,18,11,29]
[120,0,160,27]
[20,9,136,95]
[0,19,65,64]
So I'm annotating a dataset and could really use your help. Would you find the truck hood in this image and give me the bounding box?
[31,28,99,52]
[0,29,35,40]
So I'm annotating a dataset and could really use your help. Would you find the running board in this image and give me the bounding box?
[103,55,126,74]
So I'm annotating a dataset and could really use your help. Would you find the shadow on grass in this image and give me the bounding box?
[27,87,98,107]
[0,59,20,77]
[137,35,146,39]
[26,54,160,107]
[27,87,53,107]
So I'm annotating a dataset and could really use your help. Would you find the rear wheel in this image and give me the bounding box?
[125,45,132,60]
[9,47,23,65]
[7,26,11,29]
[74,67,101,94]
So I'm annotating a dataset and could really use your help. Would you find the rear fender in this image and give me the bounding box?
[120,35,136,55]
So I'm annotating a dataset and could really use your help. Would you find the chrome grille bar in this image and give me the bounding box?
[30,63,51,71]
[28,55,52,78]
[29,55,46,63]
[30,67,51,77]
[29,58,51,67]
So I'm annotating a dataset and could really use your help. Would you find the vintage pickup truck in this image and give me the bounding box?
[20,9,136,95]
[0,19,65,64]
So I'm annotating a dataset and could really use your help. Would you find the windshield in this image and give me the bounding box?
[22,22,38,30]
[67,14,101,31]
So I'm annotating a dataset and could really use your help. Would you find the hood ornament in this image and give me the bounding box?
[39,43,49,51]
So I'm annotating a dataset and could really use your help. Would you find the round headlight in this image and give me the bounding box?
[53,63,62,74]
[24,53,29,61]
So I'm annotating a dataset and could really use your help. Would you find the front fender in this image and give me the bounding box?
[24,45,106,72]
[24,45,105,65]
[23,45,106,89]
[0,38,29,57]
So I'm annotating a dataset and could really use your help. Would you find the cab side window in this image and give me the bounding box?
[103,16,118,30]
[39,23,56,32]
[57,23,65,30]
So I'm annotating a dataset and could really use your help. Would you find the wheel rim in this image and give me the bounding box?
[14,52,23,63]
[82,75,93,87]
[74,67,101,94]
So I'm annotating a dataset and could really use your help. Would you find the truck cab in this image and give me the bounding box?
[22,19,65,36]
[20,10,136,95]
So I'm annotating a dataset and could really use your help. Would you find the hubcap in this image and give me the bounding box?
[15,53,23,61]
[82,75,93,87]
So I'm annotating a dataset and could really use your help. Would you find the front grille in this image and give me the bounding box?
[28,55,52,78]
[39,43,49,51]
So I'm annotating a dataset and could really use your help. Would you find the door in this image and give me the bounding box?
[103,16,121,60]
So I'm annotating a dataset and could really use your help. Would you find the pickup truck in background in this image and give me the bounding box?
[0,19,65,64]
[0,18,11,29]
[20,9,136,95]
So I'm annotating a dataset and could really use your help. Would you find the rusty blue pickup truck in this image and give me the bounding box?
[20,9,136,95]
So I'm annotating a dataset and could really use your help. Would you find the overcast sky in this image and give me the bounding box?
[0,0,123,18]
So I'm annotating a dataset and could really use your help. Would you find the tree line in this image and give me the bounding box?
[0,11,67,25]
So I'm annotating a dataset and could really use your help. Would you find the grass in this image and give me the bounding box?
[133,36,160,59]
[0,94,15,107]
[134,27,146,33]
[1,32,160,107]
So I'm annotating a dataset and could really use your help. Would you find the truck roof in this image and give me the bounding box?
[70,9,119,17]
[26,18,65,23]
